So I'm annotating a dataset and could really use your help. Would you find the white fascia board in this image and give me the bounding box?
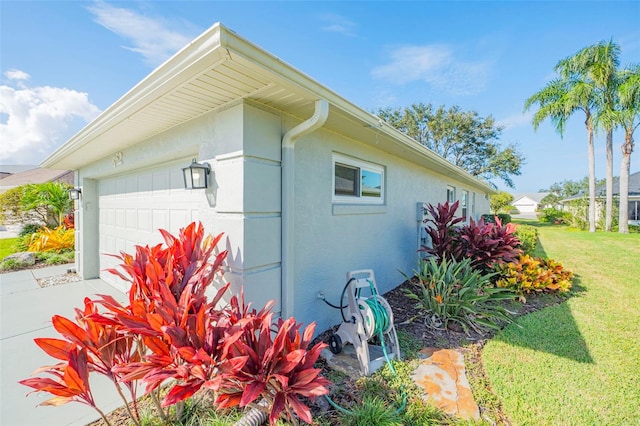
[42,23,228,170]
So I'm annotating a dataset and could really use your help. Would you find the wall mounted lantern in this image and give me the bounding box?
[68,187,82,200]
[182,158,211,189]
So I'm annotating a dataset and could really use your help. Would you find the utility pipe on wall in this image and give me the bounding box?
[281,99,329,319]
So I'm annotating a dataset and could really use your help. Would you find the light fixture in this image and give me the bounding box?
[182,158,211,189]
[68,187,82,200]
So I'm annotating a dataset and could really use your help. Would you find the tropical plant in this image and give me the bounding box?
[402,257,516,334]
[457,217,522,272]
[421,203,521,271]
[21,182,73,227]
[419,201,464,261]
[601,64,640,233]
[20,222,330,426]
[525,60,598,232]
[495,254,573,301]
[564,40,621,232]
[26,226,75,253]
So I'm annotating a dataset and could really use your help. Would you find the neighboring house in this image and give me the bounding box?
[0,164,39,182]
[561,171,640,225]
[41,23,495,334]
[0,167,73,194]
[512,193,549,214]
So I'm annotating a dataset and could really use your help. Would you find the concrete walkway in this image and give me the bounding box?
[1,265,126,426]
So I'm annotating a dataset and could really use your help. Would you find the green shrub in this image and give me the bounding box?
[402,257,516,333]
[36,250,74,265]
[19,223,43,237]
[514,224,539,255]
[0,258,24,271]
[481,213,512,224]
[495,254,573,300]
[540,208,570,224]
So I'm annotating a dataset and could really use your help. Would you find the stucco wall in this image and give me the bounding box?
[290,125,491,334]
[74,102,283,313]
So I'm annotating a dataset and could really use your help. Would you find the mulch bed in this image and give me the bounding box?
[87,278,570,425]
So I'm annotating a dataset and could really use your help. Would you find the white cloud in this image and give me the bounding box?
[320,14,358,37]
[5,69,30,83]
[87,1,196,67]
[0,70,101,164]
[497,111,533,130]
[371,44,491,96]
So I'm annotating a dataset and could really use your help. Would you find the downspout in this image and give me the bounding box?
[281,99,329,319]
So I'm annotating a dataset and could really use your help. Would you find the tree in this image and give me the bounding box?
[490,191,514,213]
[540,176,605,207]
[614,65,640,233]
[376,103,524,187]
[525,60,598,232]
[0,182,72,228]
[564,40,621,231]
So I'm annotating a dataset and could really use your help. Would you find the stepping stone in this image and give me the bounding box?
[412,347,480,420]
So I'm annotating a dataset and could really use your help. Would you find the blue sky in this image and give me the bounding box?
[1,1,639,193]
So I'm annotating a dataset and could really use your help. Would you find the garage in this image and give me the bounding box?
[97,158,203,291]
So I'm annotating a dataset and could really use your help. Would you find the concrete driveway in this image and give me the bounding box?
[1,265,126,426]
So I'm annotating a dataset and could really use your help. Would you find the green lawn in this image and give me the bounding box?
[483,226,640,425]
[0,237,20,259]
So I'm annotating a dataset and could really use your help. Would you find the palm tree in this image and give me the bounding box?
[561,41,621,231]
[525,73,598,232]
[615,65,640,233]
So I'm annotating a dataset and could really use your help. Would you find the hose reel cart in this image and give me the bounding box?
[328,269,401,375]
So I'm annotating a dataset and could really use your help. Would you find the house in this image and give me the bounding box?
[41,23,495,334]
[0,164,39,180]
[0,167,73,194]
[560,171,640,225]
[512,193,549,214]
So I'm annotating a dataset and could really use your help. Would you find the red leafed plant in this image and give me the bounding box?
[457,216,522,272]
[20,222,331,425]
[216,292,330,425]
[420,203,522,272]
[19,298,141,426]
[420,201,465,260]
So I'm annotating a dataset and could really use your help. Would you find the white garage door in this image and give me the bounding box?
[98,159,203,291]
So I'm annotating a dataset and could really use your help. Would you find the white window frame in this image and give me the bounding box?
[446,185,456,204]
[332,154,385,204]
[461,190,469,221]
[471,192,476,217]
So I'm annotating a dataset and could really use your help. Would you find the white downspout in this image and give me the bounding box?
[281,99,329,319]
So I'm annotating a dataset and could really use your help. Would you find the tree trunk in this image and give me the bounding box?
[587,120,597,232]
[605,129,613,231]
[619,131,634,234]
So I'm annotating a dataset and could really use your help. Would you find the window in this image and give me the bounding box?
[471,192,476,217]
[461,190,469,220]
[446,186,456,203]
[630,200,639,221]
[333,154,384,204]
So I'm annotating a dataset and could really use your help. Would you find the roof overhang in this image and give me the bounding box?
[42,22,495,194]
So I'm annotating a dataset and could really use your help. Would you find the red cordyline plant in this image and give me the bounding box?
[420,202,522,271]
[420,201,465,260]
[218,292,330,425]
[457,216,522,272]
[20,222,330,425]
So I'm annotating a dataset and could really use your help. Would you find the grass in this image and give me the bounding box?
[483,225,640,425]
[0,237,20,259]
